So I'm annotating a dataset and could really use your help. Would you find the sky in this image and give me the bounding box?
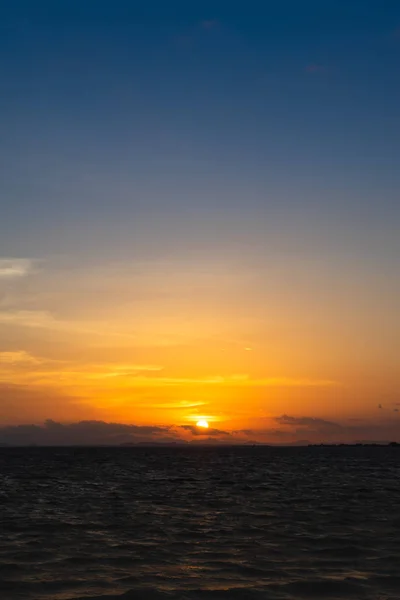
[1,1,400,444]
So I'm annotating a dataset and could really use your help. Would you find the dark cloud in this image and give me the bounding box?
[0,420,172,446]
[179,425,230,437]
[275,414,341,433]
[274,414,400,444]
[190,437,226,445]
[234,428,293,439]
[263,428,295,438]
[1,415,399,446]
[233,429,254,436]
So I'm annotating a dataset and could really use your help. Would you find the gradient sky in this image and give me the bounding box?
[1,1,399,444]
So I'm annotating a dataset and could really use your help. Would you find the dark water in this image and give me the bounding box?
[1,447,400,600]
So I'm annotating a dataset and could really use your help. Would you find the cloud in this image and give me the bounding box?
[1,416,399,446]
[274,414,400,443]
[0,351,40,365]
[139,375,338,388]
[256,378,338,387]
[179,425,230,437]
[0,420,172,446]
[0,309,138,342]
[134,402,206,410]
[0,350,69,386]
[0,350,341,392]
[234,428,293,439]
[96,364,164,377]
[275,414,342,433]
[190,437,226,445]
[130,375,339,388]
[233,429,254,436]
[0,310,57,328]
[0,259,36,278]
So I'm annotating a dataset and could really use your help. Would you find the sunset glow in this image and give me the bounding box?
[0,3,399,447]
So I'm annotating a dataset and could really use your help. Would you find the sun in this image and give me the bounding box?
[196,419,209,428]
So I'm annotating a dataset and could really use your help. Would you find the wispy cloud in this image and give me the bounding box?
[0,357,165,387]
[0,258,36,278]
[98,364,164,377]
[135,402,206,410]
[0,310,57,328]
[0,309,137,341]
[0,354,340,392]
[204,375,339,388]
[0,351,40,365]
[76,374,339,388]
[255,377,338,387]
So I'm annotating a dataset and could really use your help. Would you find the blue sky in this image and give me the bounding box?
[0,1,399,437]
[1,1,399,257]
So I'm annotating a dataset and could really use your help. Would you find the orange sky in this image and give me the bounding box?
[1,257,398,444]
[1,3,400,445]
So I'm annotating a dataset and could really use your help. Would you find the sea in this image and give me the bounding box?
[1,446,400,600]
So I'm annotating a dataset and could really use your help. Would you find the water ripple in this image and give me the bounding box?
[0,446,399,600]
